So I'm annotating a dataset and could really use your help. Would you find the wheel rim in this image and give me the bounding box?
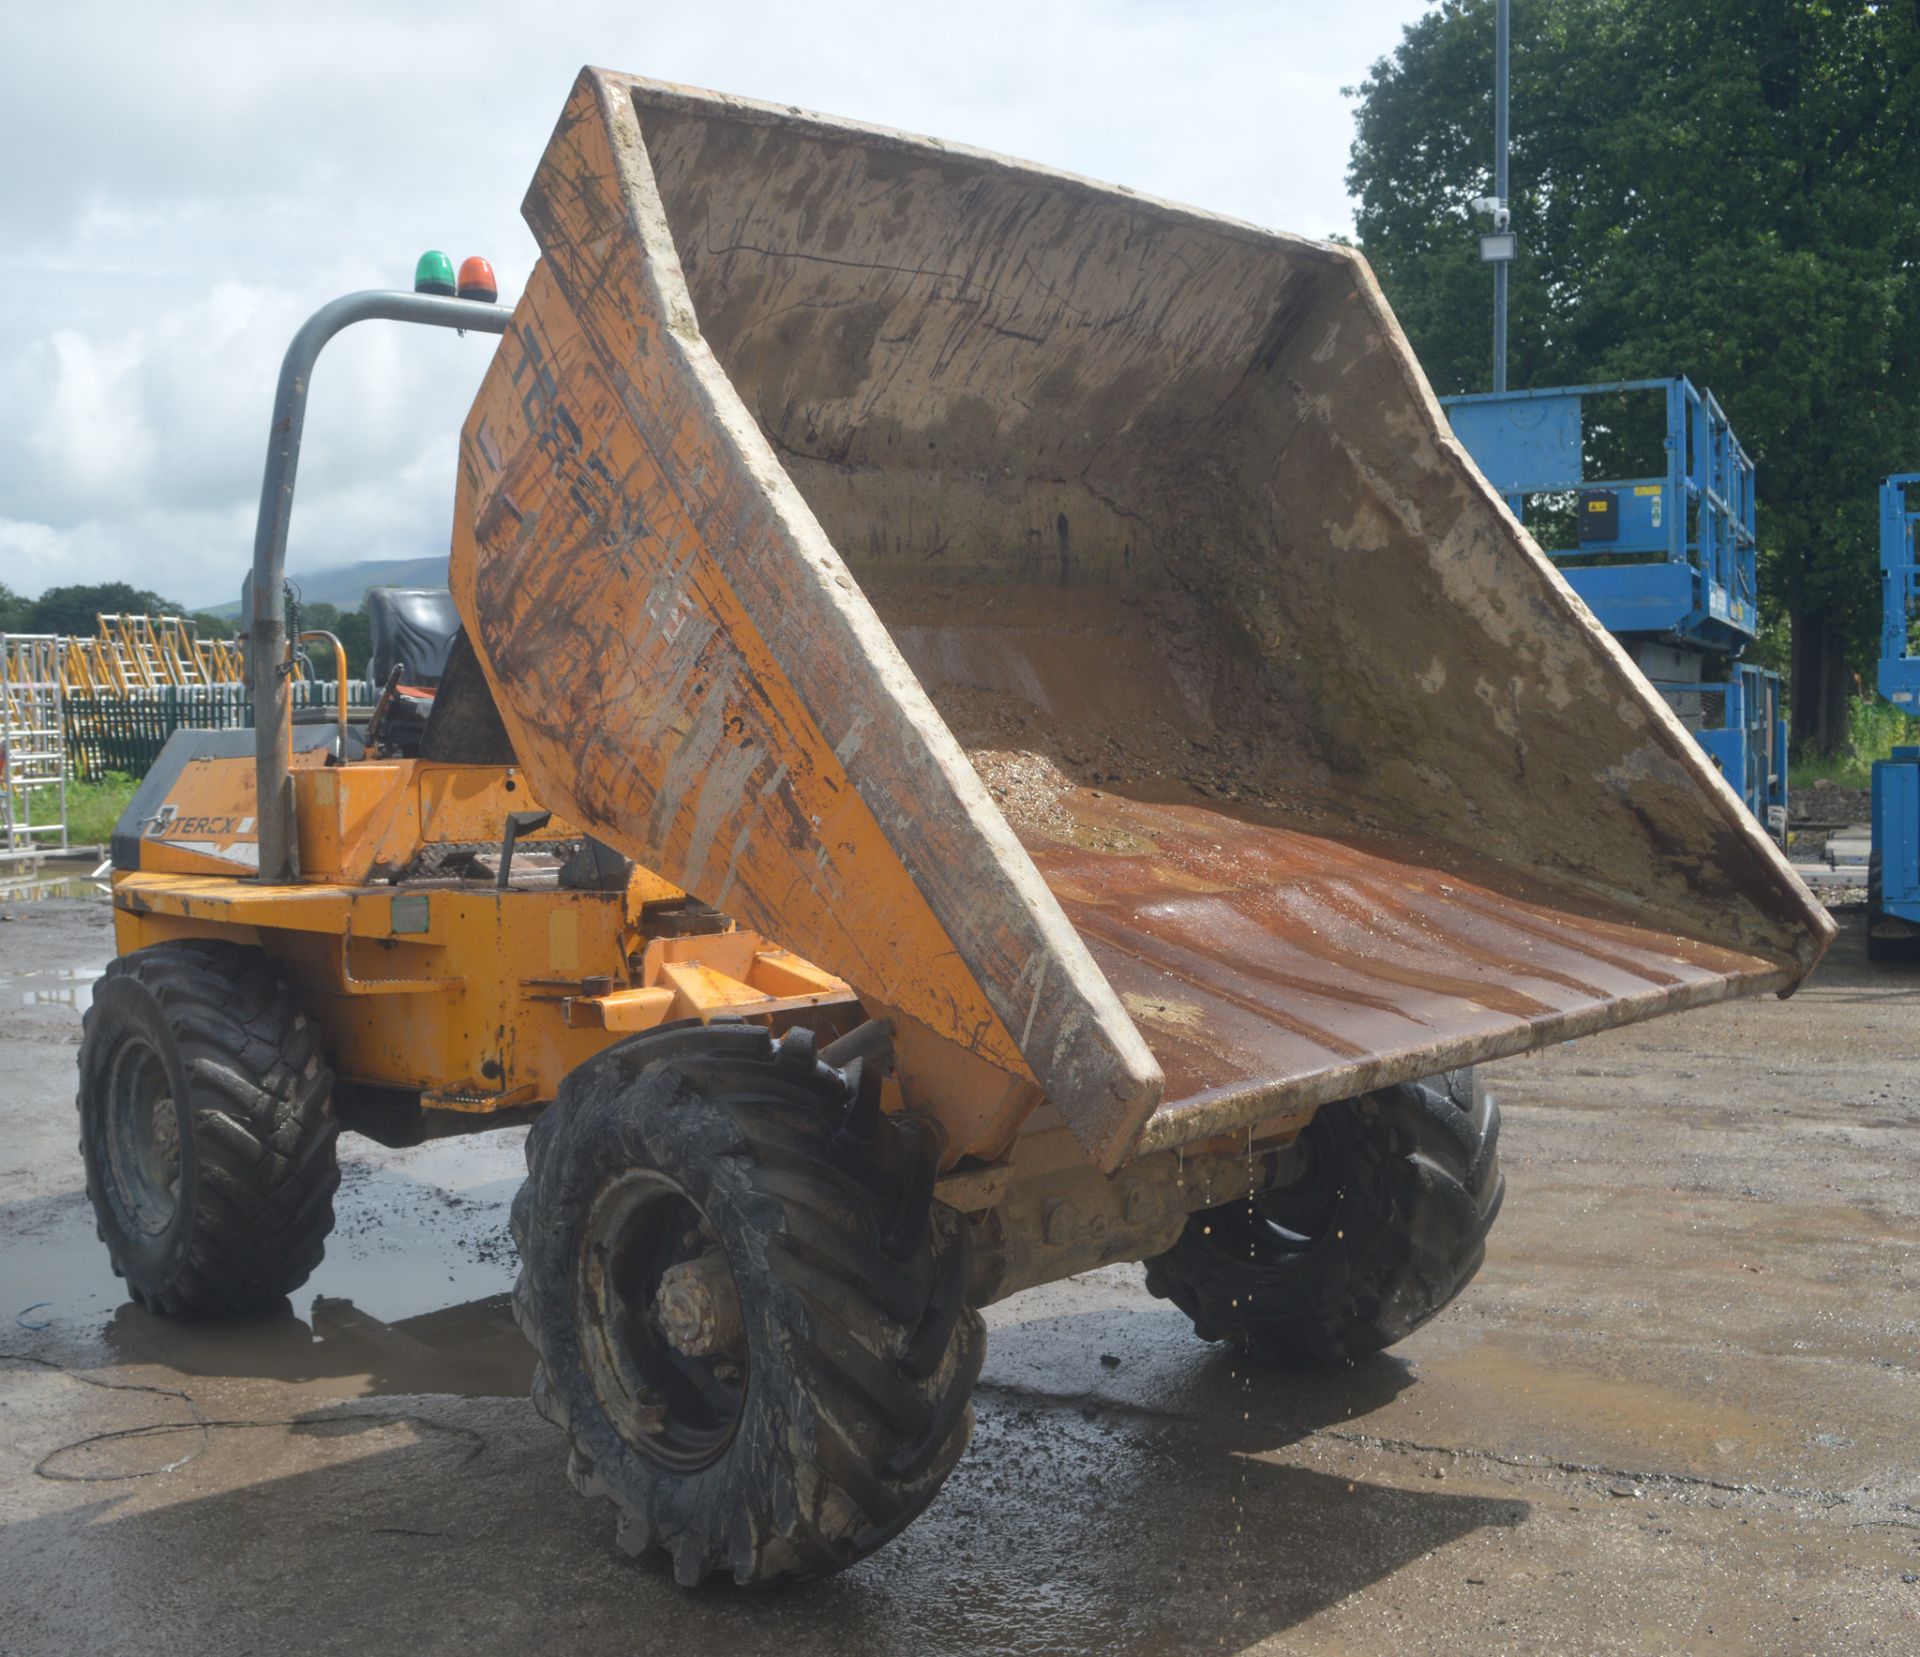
[1202,1131,1340,1266]
[102,1036,182,1237]
[572,1170,748,1471]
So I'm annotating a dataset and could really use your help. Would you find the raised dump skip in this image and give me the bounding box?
[452,69,1833,1170]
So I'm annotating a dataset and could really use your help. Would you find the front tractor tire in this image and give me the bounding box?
[1145,1071,1503,1366]
[77,941,340,1315]
[511,1023,984,1586]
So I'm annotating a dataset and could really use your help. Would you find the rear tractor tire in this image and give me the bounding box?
[511,1022,984,1586]
[1145,1070,1503,1365]
[77,940,340,1315]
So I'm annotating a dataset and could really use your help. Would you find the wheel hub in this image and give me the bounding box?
[654,1253,745,1359]
[103,1036,182,1238]
[572,1171,748,1471]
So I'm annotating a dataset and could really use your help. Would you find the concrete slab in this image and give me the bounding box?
[1,898,1915,1654]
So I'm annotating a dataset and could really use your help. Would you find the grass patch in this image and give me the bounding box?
[66,772,138,848]
[1789,697,1920,792]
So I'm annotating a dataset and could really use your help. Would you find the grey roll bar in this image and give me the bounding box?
[247,290,511,882]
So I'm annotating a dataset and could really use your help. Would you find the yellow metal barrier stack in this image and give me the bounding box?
[61,614,246,698]
[56,612,361,780]
[56,614,253,781]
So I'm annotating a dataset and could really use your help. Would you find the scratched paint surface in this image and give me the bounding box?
[457,261,1040,1072]
[451,69,1832,1164]
[453,82,1162,1166]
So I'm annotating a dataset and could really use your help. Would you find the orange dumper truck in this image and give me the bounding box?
[80,69,1832,1584]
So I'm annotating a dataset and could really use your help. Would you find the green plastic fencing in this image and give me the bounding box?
[65,682,374,779]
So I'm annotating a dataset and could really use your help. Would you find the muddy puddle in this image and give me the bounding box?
[99,1288,535,1402]
[34,1126,526,1367]
[9,1133,535,1399]
[0,855,111,904]
[0,903,540,1400]
[5,963,105,1009]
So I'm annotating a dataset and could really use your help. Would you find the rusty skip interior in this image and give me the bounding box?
[632,88,1822,1135]
[456,73,1832,1165]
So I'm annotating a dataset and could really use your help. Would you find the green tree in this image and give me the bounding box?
[0,583,31,632]
[28,581,189,636]
[1349,0,1920,757]
[291,600,371,679]
[333,608,372,680]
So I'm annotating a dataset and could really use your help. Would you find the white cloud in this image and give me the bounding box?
[31,330,156,505]
[0,0,1437,608]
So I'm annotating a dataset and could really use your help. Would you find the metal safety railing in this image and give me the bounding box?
[1442,377,1759,651]
[63,678,375,781]
[1879,474,1920,707]
[1,634,69,861]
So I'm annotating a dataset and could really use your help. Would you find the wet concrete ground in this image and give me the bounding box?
[1,897,1915,1654]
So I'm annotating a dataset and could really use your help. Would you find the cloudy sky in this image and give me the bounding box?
[0,0,1437,610]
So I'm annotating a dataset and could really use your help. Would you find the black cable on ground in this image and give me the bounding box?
[0,1349,486,1482]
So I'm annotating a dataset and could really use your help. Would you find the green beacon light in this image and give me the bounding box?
[413,250,457,297]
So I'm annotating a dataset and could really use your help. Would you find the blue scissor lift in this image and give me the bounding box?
[1441,377,1788,841]
[1871,473,1920,959]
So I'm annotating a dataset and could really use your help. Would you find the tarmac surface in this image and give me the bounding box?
[1,894,1915,1654]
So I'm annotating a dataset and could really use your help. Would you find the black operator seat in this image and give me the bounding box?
[364,587,462,759]
[367,587,462,691]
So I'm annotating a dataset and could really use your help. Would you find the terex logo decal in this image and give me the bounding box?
[138,805,256,840]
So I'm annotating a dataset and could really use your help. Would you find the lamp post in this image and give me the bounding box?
[1472,0,1514,393]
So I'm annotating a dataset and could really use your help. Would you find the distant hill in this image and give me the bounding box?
[202,556,450,617]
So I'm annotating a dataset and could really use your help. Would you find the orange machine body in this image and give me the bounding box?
[112,749,858,1123]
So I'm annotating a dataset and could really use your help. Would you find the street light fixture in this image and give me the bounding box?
[1483,0,1513,391]
[1471,194,1515,264]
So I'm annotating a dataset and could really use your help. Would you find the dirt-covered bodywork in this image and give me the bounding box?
[452,68,1833,1173]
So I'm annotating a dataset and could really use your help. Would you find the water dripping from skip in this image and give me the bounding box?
[1220,1124,1260,1644]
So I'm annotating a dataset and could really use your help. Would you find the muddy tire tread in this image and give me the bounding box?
[511,1023,983,1585]
[1144,1070,1503,1366]
[77,940,339,1315]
